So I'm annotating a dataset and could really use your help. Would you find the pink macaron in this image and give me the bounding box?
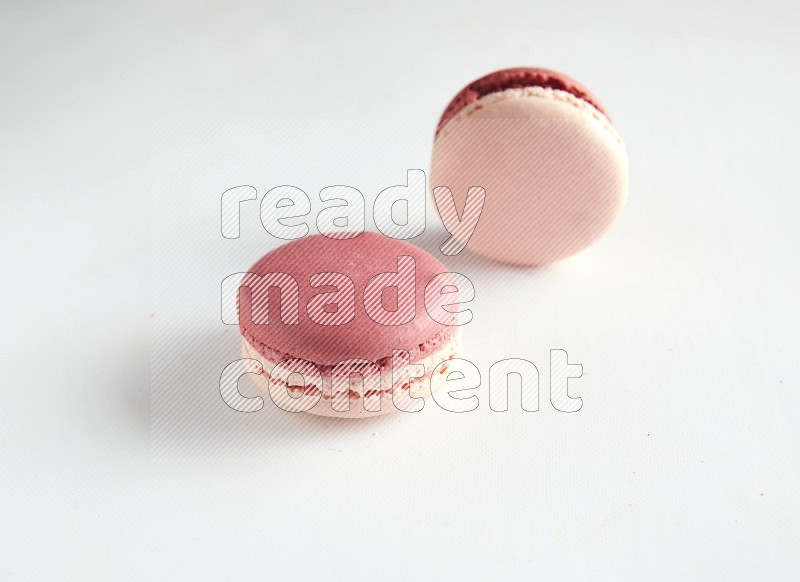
[238,232,462,417]
[430,67,628,266]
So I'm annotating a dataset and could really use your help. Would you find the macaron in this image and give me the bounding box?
[238,232,461,418]
[430,67,628,266]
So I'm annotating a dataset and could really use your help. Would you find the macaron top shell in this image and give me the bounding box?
[436,67,610,136]
[238,233,457,367]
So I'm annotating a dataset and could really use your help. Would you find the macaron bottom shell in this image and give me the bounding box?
[241,331,461,418]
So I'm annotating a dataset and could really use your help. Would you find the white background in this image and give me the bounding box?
[2,0,799,579]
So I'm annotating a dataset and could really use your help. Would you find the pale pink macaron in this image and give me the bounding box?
[238,232,461,418]
[430,67,628,266]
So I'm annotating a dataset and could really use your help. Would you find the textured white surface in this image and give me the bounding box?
[1,0,799,580]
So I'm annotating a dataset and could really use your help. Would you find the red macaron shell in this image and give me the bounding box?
[238,233,457,368]
[435,67,610,136]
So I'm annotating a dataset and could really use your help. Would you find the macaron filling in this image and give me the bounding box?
[435,68,609,136]
[241,331,461,416]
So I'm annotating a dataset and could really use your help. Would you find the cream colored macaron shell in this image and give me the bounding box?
[431,86,628,266]
[241,330,461,418]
